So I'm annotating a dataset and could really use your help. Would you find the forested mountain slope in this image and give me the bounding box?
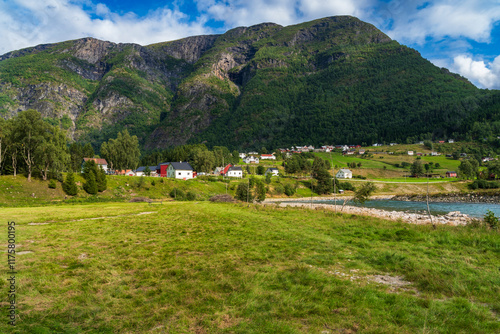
[0,16,499,151]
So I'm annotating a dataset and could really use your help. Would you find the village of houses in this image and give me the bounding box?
[82,139,483,181]
[82,145,362,181]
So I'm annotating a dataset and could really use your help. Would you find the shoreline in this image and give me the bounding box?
[263,196,474,226]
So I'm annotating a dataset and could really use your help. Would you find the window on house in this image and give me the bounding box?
[178,172,181,176]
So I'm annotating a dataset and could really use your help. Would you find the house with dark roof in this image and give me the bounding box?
[156,162,171,177]
[226,166,243,178]
[265,168,279,176]
[167,162,195,179]
[135,166,159,177]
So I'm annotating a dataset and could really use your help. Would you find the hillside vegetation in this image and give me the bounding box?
[1,16,499,151]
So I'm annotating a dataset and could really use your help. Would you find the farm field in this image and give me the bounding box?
[0,201,498,333]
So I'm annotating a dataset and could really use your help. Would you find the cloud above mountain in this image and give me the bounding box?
[0,0,498,89]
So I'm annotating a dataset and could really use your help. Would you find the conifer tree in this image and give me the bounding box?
[96,166,107,192]
[63,170,78,196]
[83,170,98,195]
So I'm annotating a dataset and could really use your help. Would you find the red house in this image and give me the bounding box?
[220,164,232,176]
[156,162,170,177]
[446,171,457,178]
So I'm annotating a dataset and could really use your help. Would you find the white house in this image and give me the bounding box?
[239,153,246,159]
[167,162,194,180]
[243,156,259,164]
[407,151,414,156]
[135,166,158,177]
[336,168,352,179]
[265,168,279,176]
[260,154,276,160]
[226,166,243,178]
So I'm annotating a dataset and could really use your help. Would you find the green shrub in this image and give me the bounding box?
[274,184,285,195]
[484,210,499,230]
[284,184,296,196]
[48,179,57,189]
[339,181,355,191]
[169,188,185,200]
[186,191,196,201]
[469,179,500,190]
[236,182,253,202]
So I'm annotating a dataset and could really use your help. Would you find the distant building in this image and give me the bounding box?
[167,162,194,180]
[260,154,276,160]
[226,166,243,178]
[265,168,279,176]
[82,158,108,173]
[336,168,352,179]
[407,151,414,156]
[243,156,259,164]
[446,171,457,178]
[135,166,158,177]
[156,162,171,177]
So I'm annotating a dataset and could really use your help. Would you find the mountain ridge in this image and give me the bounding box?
[0,16,498,151]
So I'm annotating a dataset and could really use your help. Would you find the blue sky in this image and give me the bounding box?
[0,0,499,89]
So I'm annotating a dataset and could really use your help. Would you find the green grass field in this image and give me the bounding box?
[1,201,498,333]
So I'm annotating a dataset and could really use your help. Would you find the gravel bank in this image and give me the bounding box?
[263,198,473,226]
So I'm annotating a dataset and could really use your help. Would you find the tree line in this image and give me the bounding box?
[0,109,141,182]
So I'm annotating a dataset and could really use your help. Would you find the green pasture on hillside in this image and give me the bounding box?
[0,201,498,333]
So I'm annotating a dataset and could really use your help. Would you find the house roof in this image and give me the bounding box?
[338,168,352,173]
[228,166,243,172]
[136,166,157,172]
[267,168,279,171]
[156,162,171,169]
[83,158,108,165]
[169,162,194,171]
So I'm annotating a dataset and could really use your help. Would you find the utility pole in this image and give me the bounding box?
[330,151,336,213]
[426,176,434,227]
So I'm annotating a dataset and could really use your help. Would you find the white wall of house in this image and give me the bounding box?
[336,169,352,179]
[265,169,279,176]
[244,157,259,164]
[227,170,243,178]
[174,170,193,179]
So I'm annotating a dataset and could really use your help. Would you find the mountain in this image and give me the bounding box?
[1,16,499,151]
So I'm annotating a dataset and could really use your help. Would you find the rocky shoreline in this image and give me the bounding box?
[393,192,500,203]
[264,201,473,226]
[263,196,475,226]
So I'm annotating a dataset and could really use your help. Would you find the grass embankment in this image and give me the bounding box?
[0,173,476,208]
[0,175,234,207]
[0,202,498,333]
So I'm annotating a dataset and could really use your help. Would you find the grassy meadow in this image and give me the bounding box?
[0,201,499,333]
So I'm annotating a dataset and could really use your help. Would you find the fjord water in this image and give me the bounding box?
[304,199,500,218]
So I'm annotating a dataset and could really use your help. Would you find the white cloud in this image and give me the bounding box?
[196,0,369,28]
[0,0,211,54]
[383,0,500,44]
[452,55,500,89]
